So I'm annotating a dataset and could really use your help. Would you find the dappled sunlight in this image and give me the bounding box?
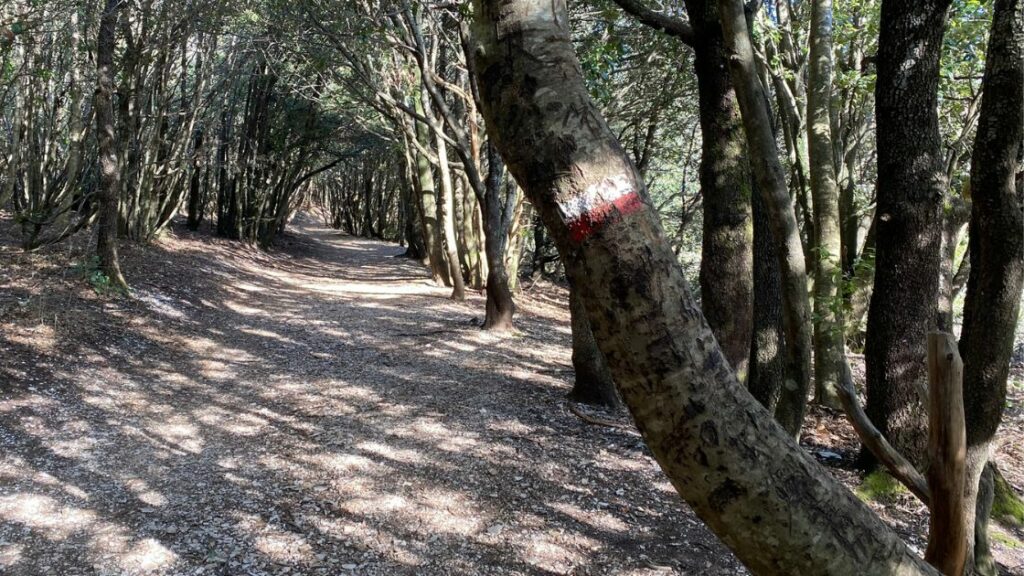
[549,501,631,533]
[0,220,734,575]
[0,494,97,540]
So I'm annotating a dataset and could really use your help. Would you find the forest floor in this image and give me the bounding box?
[0,213,1022,576]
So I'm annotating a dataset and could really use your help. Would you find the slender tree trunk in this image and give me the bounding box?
[808,0,843,408]
[958,1,1024,572]
[936,199,969,332]
[748,191,786,414]
[186,129,205,231]
[482,143,516,331]
[414,115,449,284]
[862,0,951,469]
[436,131,466,301]
[471,2,937,573]
[717,0,813,438]
[567,287,621,409]
[687,1,754,379]
[399,141,427,260]
[94,0,127,291]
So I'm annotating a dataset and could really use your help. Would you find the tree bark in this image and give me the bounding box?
[808,0,843,408]
[687,0,754,380]
[717,0,813,438]
[862,0,951,470]
[924,332,967,576]
[747,191,786,414]
[482,142,516,331]
[186,128,205,231]
[94,0,128,291]
[567,287,621,410]
[413,100,450,285]
[435,130,466,301]
[471,2,936,573]
[958,0,1024,571]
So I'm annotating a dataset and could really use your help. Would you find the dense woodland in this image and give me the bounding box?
[0,0,1022,574]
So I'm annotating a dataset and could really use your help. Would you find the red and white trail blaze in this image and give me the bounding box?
[558,175,644,242]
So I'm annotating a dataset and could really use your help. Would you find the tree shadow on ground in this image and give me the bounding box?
[0,216,743,575]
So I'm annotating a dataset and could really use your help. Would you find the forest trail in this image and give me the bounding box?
[0,216,741,576]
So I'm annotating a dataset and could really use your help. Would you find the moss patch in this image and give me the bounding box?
[856,471,909,503]
[991,529,1023,550]
[993,469,1024,528]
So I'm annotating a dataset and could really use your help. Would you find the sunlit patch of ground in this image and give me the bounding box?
[1,214,1021,575]
[0,216,739,575]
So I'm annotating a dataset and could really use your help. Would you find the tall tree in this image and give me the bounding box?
[717,0,814,436]
[94,0,128,291]
[808,0,844,408]
[863,0,952,468]
[471,0,936,572]
[612,0,754,380]
[959,0,1023,571]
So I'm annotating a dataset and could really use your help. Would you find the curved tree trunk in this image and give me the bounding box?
[862,0,951,470]
[958,0,1024,571]
[471,2,936,573]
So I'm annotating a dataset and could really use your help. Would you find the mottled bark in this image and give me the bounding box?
[567,288,621,410]
[94,0,127,291]
[611,0,753,377]
[471,1,936,573]
[686,0,754,380]
[959,0,1024,571]
[747,191,786,414]
[808,0,843,408]
[718,0,813,438]
[863,0,951,469]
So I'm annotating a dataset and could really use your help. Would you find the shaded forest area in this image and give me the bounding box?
[1,0,1022,575]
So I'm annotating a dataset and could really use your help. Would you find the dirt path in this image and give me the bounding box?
[0,218,742,575]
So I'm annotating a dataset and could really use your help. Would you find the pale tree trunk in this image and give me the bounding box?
[936,199,970,332]
[863,0,951,470]
[959,0,1023,572]
[413,100,450,285]
[435,130,466,301]
[471,1,936,573]
[717,0,813,438]
[808,0,843,408]
[94,0,128,291]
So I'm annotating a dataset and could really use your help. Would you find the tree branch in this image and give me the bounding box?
[610,0,695,46]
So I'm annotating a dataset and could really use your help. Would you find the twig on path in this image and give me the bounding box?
[565,402,637,434]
